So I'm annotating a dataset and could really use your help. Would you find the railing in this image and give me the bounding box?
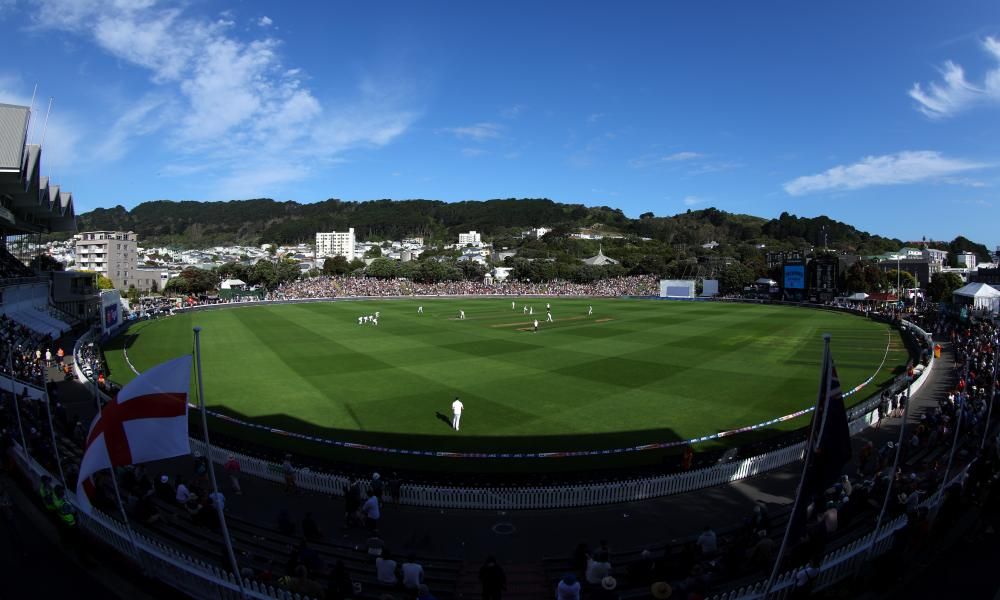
[80,316,936,511]
[8,443,311,600]
[707,462,971,600]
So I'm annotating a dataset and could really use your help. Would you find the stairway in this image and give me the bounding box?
[455,560,548,599]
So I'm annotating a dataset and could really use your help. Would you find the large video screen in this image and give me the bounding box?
[783,264,805,290]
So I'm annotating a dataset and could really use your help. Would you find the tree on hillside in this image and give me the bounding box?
[322,255,350,276]
[164,267,217,295]
[844,261,886,293]
[217,262,249,282]
[248,260,277,290]
[364,246,382,258]
[886,269,918,291]
[97,275,114,290]
[719,262,754,294]
[926,272,964,302]
[366,258,399,279]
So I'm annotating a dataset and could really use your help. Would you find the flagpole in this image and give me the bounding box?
[982,356,997,450]
[42,365,66,486]
[7,344,31,467]
[937,393,964,502]
[193,327,246,598]
[865,367,912,564]
[763,334,831,597]
[89,351,143,563]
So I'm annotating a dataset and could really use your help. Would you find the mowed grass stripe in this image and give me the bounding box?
[102,299,908,449]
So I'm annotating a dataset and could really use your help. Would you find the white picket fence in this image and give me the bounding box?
[708,463,969,600]
[9,444,311,600]
[191,437,808,510]
[84,317,937,511]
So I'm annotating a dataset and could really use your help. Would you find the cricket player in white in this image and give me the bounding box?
[588,305,593,316]
[451,397,464,430]
[533,319,539,332]
[511,300,515,310]
[459,310,466,320]
[546,311,553,322]
[523,305,528,314]
[417,306,423,314]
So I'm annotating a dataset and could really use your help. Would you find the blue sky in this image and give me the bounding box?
[1,1,998,248]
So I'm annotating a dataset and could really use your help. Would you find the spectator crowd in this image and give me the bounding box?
[270,275,660,301]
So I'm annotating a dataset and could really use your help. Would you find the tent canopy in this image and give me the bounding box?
[846,292,869,301]
[953,282,1000,299]
[953,282,1000,313]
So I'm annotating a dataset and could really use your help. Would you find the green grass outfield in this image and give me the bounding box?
[102,299,907,470]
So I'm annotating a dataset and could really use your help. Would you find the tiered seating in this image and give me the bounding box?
[0,247,36,279]
[139,497,462,599]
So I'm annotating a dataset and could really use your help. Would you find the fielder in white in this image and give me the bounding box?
[417,306,423,314]
[588,305,593,316]
[511,300,516,310]
[546,311,553,322]
[459,309,466,320]
[451,397,464,430]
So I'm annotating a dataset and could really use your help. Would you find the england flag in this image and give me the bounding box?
[77,355,193,512]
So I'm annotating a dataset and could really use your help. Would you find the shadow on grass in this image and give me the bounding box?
[193,403,815,478]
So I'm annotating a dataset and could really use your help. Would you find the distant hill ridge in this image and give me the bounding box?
[73,198,990,260]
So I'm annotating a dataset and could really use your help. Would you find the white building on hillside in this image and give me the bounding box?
[458,230,482,246]
[316,228,356,259]
[74,231,139,289]
[956,251,977,268]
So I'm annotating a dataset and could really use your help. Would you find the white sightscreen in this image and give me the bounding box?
[659,279,695,298]
[701,279,719,297]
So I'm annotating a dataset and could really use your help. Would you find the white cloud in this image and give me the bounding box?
[443,122,502,140]
[24,0,419,195]
[461,148,485,157]
[910,36,1000,117]
[586,112,604,124]
[629,151,704,168]
[500,104,524,119]
[784,151,989,196]
[92,94,168,161]
[683,196,705,206]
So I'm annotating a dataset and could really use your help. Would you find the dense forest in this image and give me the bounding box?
[74,198,908,255]
[72,198,995,297]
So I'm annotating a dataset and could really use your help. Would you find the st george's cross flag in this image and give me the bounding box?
[76,355,193,512]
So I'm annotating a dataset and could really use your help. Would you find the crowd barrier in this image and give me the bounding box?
[76,313,936,511]
[708,462,970,600]
[8,444,312,600]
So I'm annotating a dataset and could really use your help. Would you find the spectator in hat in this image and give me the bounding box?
[650,581,672,599]
[556,573,580,600]
[155,475,174,502]
[649,581,674,600]
[223,454,242,495]
[585,551,612,585]
[370,472,384,500]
